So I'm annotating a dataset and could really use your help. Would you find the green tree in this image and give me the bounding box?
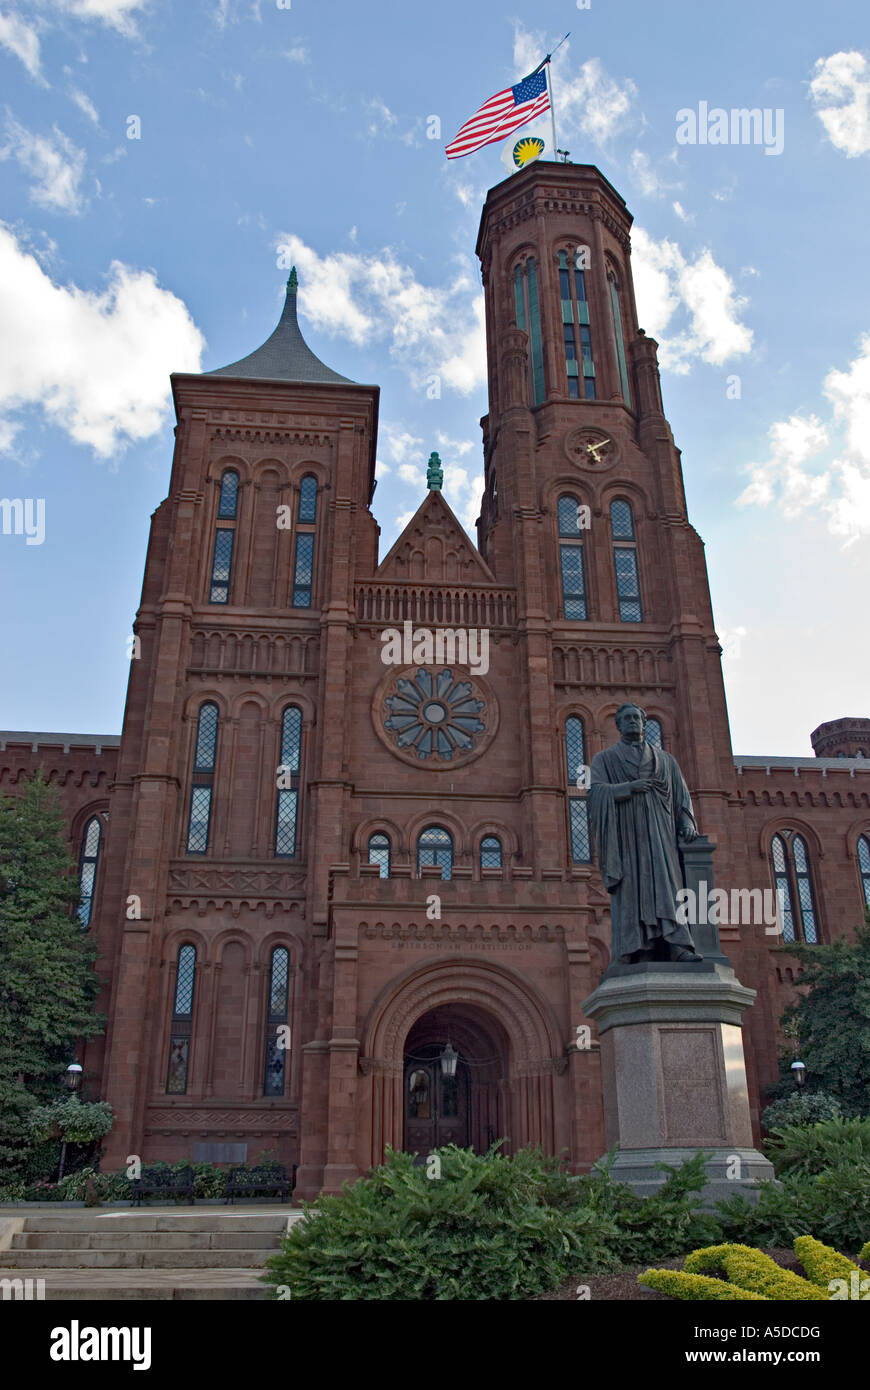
[776,912,870,1117]
[0,774,105,1175]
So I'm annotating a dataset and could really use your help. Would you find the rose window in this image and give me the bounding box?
[383,669,485,762]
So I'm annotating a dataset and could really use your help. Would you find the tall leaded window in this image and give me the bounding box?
[565,717,591,863]
[513,257,545,405]
[292,475,317,607]
[77,816,102,926]
[418,826,453,880]
[368,832,391,879]
[558,494,588,620]
[186,703,218,853]
[857,835,870,910]
[558,250,596,400]
[480,835,502,869]
[166,945,196,1094]
[645,718,662,749]
[610,499,643,622]
[263,946,290,1097]
[276,706,302,857]
[608,270,632,405]
[210,469,239,603]
[770,832,818,945]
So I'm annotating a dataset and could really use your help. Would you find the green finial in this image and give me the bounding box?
[426,450,443,491]
[287,266,298,293]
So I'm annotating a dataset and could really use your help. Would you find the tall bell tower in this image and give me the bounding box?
[475,160,741,869]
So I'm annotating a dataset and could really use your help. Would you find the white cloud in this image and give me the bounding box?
[0,223,204,457]
[380,424,424,468]
[672,200,691,223]
[0,119,87,214]
[809,51,870,157]
[274,234,487,395]
[50,0,147,37]
[364,98,397,137]
[631,228,753,372]
[736,337,870,544]
[0,11,43,80]
[395,509,415,530]
[283,45,308,65]
[629,149,677,198]
[68,87,100,125]
[513,25,637,147]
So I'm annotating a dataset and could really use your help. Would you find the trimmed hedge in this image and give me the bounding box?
[684,1243,827,1300]
[794,1235,864,1290]
[639,1269,767,1301]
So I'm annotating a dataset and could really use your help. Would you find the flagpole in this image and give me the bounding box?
[546,60,558,157]
[543,32,570,160]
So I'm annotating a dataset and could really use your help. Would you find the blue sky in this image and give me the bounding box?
[0,0,868,754]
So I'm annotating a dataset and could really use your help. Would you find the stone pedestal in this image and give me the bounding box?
[582,962,775,1204]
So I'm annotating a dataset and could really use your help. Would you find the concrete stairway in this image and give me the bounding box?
[0,1207,305,1300]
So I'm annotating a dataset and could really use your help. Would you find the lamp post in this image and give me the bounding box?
[790,1059,807,1089]
[57,1062,83,1182]
[439,1043,458,1079]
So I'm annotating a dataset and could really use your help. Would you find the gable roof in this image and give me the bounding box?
[376,488,495,583]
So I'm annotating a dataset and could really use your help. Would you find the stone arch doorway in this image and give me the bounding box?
[359,958,565,1171]
[403,1005,508,1156]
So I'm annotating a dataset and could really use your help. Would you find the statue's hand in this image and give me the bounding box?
[679,822,697,843]
[628,778,653,793]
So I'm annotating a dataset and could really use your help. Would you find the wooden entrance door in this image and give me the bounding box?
[404,1054,469,1154]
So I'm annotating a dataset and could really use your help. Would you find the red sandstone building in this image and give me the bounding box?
[3,162,869,1197]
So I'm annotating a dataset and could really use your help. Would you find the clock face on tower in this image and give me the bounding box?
[565,427,618,471]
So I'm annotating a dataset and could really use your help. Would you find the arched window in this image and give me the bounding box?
[263,946,290,1097]
[558,249,596,399]
[513,257,545,405]
[417,826,453,880]
[770,832,818,944]
[368,832,391,879]
[558,494,588,620]
[607,269,632,405]
[166,945,196,1094]
[209,470,239,603]
[186,703,218,853]
[610,499,643,622]
[218,469,239,519]
[857,835,870,910]
[565,717,591,863]
[292,475,317,607]
[276,706,302,857]
[77,816,102,926]
[645,718,662,748]
[480,835,502,869]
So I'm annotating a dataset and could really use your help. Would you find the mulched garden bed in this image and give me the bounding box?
[539,1248,806,1300]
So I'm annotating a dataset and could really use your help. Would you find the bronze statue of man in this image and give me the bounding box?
[588,703,703,965]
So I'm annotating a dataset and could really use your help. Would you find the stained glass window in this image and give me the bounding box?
[858,835,870,910]
[645,718,662,749]
[77,816,102,926]
[264,947,290,1096]
[275,707,302,857]
[770,833,818,945]
[558,249,595,400]
[611,499,642,622]
[298,475,317,523]
[368,832,391,878]
[480,836,502,869]
[218,470,239,519]
[418,826,453,880]
[167,945,196,1094]
[566,718,591,863]
[292,532,314,607]
[210,529,234,604]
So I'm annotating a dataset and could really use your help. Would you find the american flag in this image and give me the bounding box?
[445,66,551,160]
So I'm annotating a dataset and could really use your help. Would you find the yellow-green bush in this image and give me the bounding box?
[684,1244,827,1301]
[860,1241,870,1264]
[794,1236,864,1289]
[639,1269,767,1301]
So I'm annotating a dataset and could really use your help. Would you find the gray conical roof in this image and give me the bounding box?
[207,268,353,384]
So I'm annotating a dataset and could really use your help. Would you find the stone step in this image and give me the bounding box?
[17,1211,298,1234]
[2,1248,277,1269]
[0,1268,271,1300]
[14,1230,281,1251]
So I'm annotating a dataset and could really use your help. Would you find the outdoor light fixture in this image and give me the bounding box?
[65,1062,83,1094]
[440,1043,458,1079]
[790,1059,807,1088]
